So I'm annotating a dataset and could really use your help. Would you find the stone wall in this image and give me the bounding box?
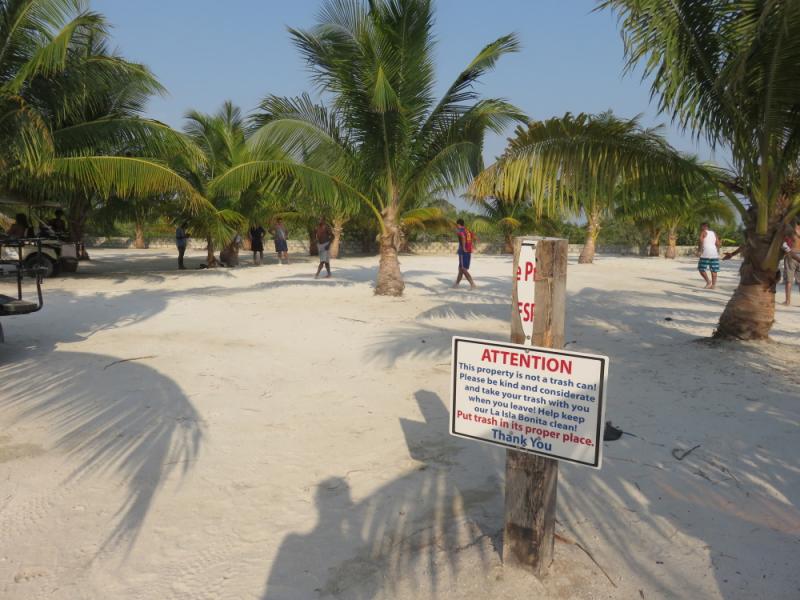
[406,241,736,258]
[85,236,361,255]
[85,236,736,258]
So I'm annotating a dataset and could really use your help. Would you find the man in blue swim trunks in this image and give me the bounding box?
[697,222,721,289]
[453,218,475,289]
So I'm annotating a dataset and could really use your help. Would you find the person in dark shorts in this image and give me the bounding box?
[314,217,332,278]
[175,221,189,270]
[453,218,475,289]
[272,218,289,265]
[249,223,266,265]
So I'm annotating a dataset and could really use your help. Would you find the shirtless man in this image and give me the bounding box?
[697,222,721,289]
[781,222,800,305]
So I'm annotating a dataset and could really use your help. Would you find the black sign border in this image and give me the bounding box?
[451,336,607,468]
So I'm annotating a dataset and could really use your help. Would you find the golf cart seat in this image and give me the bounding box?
[0,294,40,315]
[0,237,45,342]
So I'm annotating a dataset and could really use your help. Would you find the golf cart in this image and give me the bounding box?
[0,237,45,342]
[0,201,79,277]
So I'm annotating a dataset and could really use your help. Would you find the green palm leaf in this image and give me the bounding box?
[51,155,210,213]
[472,112,716,217]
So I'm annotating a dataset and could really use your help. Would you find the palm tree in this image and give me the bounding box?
[213,0,524,295]
[471,112,714,263]
[663,198,735,260]
[92,194,175,249]
[617,176,735,259]
[176,102,255,266]
[599,0,800,339]
[27,34,197,255]
[470,196,537,254]
[397,203,452,253]
[0,0,205,225]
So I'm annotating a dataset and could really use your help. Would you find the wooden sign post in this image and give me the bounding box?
[505,236,568,576]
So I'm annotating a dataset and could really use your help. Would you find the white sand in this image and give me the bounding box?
[0,250,798,599]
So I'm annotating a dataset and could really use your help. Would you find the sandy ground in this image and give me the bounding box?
[0,249,798,600]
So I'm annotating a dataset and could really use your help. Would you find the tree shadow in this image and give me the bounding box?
[0,348,203,552]
[0,283,205,554]
[359,284,800,598]
[263,390,506,599]
[558,289,800,599]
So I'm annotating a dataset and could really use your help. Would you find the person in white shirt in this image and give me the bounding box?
[781,222,800,305]
[697,222,721,289]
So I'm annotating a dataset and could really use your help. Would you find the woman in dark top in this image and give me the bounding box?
[7,213,33,238]
[249,224,266,265]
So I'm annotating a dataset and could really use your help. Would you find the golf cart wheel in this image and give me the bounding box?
[24,253,58,278]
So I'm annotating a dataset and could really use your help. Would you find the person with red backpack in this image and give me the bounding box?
[453,218,476,289]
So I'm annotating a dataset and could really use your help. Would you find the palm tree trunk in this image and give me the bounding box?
[68,196,91,260]
[648,228,661,257]
[134,220,146,249]
[715,226,777,340]
[375,205,404,296]
[330,218,345,259]
[578,210,601,264]
[307,227,319,256]
[504,231,514,254]
[665,227,678,259]
[206,236,217,267]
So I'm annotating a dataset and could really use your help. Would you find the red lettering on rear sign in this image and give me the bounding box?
[517,302,535,322]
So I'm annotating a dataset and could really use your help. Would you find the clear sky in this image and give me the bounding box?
[92,0,721,166]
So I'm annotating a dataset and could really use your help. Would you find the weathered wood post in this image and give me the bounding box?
[505,236,568,575]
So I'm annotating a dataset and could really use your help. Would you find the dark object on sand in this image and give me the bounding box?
[603,421,623,441]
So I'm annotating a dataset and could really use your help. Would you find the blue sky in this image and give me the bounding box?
[92,0,722,166]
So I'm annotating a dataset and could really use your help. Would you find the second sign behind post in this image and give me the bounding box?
[504,237,568,576]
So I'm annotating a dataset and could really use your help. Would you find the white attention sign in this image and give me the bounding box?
[516,239,536,342]
[450,336,609,468]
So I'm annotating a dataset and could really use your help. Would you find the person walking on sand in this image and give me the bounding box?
[272,217,289,265]
[453,218,476,289]
[697,222,721,289]
[314,217,332,278]
[249,223,266,265]
[781,221,800,305]
[176,221,189,270]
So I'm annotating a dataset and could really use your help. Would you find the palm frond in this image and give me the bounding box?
[420,33,522,137]
[598,0,800,232]
[53,117,203,163]
[5,11,107,92]
[472,112,716,217]
[51,155,210,213]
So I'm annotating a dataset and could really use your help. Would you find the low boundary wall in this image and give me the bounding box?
[85,237,737,258]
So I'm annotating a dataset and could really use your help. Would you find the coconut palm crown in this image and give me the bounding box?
[0,0,205,213]
[471,112,717,263]
[598,0,800,339]
[212,0,525,295]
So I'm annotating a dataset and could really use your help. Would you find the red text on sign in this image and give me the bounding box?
[518,301,534,323]
[516,261,536,282]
